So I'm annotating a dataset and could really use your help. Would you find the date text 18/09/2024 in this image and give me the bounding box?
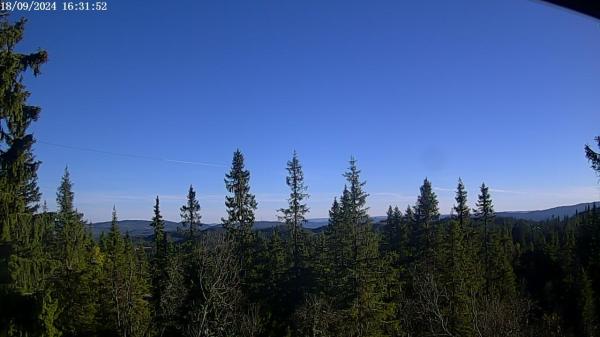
[0,1,108,11]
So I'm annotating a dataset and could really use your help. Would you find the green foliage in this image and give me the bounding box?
[251,229,291,336]
[0,14,52,336]
[578,267,598,337]
[320,158,389,337]
[0,16,47,229]
[474,183,495,295]
[180,185,201,239]
[323,194,355,305]
[55,168,86,272]
[53,168,99,336]
[149,196,175,335]
[411,178,440,273]
[99,208,150,337]
[39,290,61,337]
[156,242,185,337]
[585,136,600,175]
[222,149,258,269]
[278,151,309,278]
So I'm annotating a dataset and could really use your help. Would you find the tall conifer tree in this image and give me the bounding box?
[445,179,473,336]
[180,185,201,240]
[474,183,494,295]
[324,191,354,305]
[0,18,48,333]
[222,149,257,265]
[384,206,396,252]
[151,196,166,260]
[55,167,86,270]
[325,158,387,336]
[278,151,309,273]
[412,178,440,272]
[0,15,47,238]
[101,208,150,337]
[150,196,170,332]
[54,167,96,335]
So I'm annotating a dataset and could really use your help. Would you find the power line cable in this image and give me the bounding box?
[36,140,226,168]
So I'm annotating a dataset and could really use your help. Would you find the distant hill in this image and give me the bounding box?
[89,220,284,237]
[90,219,182,237]
[90,202,598,237]
[305,216,387,228]
[496,202,598,221]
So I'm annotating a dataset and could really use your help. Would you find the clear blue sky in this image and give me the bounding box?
[17,0,600,223]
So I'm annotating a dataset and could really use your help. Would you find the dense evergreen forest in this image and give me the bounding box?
[3,14,600,337]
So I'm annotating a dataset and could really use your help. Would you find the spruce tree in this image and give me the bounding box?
[404,205,415,263]
[445,179,474,336]
[585,136,600,175]
[383,206,396,252]
[101,207,127,334]
[578,267,598,337]
[324,192,354,305]
[393,206,410,264]
[277,151,310,321]
[340,157,373,292]
[180,185,201,240]
[260,228,290,335]
[474,183,494,295]
[328,157,386,336]
[383,206,404,253]
[342,157,370,228]
[0,15,47,240]
[454,179,469,231]
[54,167,96,335]
[122,234,151,337]
[151,196,167,260]
[0,17,47,333]
[381,205,406,336]
[157,242,185,336]
[39,289,61,337]
[222,149,258,268]
[267,228,288,303]
[412,178,440,272]
[150,196,170,333]
[101,208,150,337]
[55,167,86,271]
[278,151,309,274]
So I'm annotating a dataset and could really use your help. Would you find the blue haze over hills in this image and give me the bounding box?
[90,201,598,237]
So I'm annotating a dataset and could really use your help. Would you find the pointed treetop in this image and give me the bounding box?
[222,149,257,240]
[328,197,342,227]
[415,178,439,223]
[152,196,164,224]
[475,183,495,220]
[453,178,469,222]
[180,185,201,239]
[56,166,75,215]
[342,158,369,222]
[110,205,121,235]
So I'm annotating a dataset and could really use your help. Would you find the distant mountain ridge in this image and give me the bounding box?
[496,202,598,221]
[90,202,598,237]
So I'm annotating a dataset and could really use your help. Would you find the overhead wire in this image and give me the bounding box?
[36,140,227,168]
